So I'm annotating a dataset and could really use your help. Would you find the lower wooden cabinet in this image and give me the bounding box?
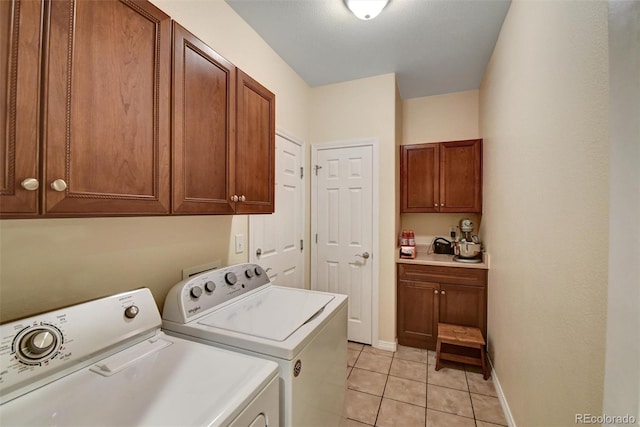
[397,263,487,350]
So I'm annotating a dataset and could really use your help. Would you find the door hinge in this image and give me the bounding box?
[314,165,322,176]
[300,239,303,251]
[300,167,304,179]
[315,233,318,243]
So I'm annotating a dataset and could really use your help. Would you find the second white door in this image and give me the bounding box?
[250,133,304,288]
[312,143,373,344]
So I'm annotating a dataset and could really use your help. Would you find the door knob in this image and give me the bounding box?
[50,179,67,192]
[21,178,39,191]
[256,248,262,256]
[355,252,370,259]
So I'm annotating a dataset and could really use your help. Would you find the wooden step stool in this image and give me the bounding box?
[435,323,489,380]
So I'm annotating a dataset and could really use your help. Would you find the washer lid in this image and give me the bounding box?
[198,287,335,341]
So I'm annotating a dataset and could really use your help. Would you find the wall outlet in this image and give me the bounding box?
[235,234,245,254]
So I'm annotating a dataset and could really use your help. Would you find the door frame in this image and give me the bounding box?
[311,138,380,347]
[249,128,306,284]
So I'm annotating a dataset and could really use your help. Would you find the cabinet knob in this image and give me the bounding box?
[239,195,246,202]
[21,178,39,191]
[231,195,238,202]
[433,290,439,294]
[50,179,67,192]
[434,204,438,207]
[441,290,446,295]
[441,203,445,207]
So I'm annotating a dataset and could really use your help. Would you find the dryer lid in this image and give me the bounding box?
[198,287,335,342]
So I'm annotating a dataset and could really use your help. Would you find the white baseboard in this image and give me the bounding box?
[375,339,397,352]
[488,356,517,427]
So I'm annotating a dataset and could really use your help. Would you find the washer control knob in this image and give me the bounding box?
[225,272,237,286]
[124,305,139,319]
[190,286,203,299]
[205,281,216,293]
[255,266,264,276]
[245,269,254,279]
[26,330,55,354]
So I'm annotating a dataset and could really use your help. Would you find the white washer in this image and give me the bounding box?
[0,288,279,427]
[162,263,348,427]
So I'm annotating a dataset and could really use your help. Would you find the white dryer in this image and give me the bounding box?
[162,263,348,427]
[0,288,279,426]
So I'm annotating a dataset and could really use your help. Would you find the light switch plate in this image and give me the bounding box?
[235,234,245,254]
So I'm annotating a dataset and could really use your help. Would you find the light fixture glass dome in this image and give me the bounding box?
[345,0,389,20]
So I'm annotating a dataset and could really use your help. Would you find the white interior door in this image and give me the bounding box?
[312,143,373,344]
[250,133,304,288]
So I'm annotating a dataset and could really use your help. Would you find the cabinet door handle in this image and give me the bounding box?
[21,178,39,191]
[434,204,438,207]
[239,195,246,202]
[441,203,445,207]
[433,290,439,294]
[50,179,67,192]
[441,290,446,295]
[231,195,238,202]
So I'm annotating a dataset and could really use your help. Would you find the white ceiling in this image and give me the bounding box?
[225,0,511,99]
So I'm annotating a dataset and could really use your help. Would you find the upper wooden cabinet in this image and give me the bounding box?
[41,0,171,216]
[234,69,275,214]
[400,139,482,213]
[172,22,235,214]
[0,0,275,218]
[0,0,44,217]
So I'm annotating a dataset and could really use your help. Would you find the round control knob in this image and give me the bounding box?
[255,266,264,276]
[190,286,202,298]
[205,281,216,293]
[245,269,254,279]
[225,272,237,285]
[26,330,55,355]
[124,305,139,319]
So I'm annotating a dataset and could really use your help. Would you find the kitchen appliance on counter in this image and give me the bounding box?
[433,237,455,254]
[454,218,483,263]
[0,288,279,426]
[162,263,348,427]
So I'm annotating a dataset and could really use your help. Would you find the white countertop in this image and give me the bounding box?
[396,245,490,269]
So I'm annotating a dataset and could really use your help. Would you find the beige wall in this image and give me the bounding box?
[603,0,640,421]
[400,90,481,242]
[479,0,609,425]
[309,73,398,345]
[0,0,310,322]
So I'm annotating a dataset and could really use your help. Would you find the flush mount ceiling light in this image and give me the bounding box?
[345,0,390,20]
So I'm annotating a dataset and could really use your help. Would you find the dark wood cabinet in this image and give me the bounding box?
[234,69,275,214]
[1,0,275,218]
[0,0,44,217]
[400,139,482,214]
[43,0,171,216]
[397,263,487,350]
[172,22,235,214]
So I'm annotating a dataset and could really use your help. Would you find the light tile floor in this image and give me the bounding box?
[345,342,508,427]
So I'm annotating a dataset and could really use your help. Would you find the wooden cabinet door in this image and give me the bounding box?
[400,143,439,213]
[438,283,486,339]
[172,22,235,214]
[439,139,482,213]
[397,279,439,349]
[43,0,171,216]
[234,69,275,214]
[0,0,43,217]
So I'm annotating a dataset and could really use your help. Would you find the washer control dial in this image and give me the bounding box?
[190,286,203,299]
[124,305,139,319]
[15,326,61,362]
[245,269,254,279]
[205,281,216,293]
[225,272,237,285]
[254,266,264,276]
